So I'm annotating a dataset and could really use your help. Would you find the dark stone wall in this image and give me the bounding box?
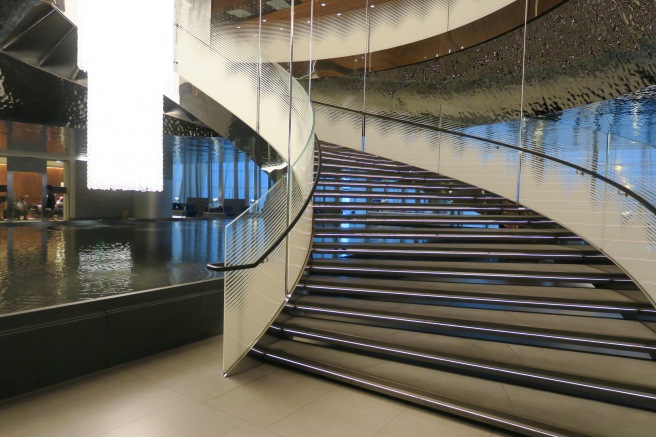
[312,0,656,125]
[0,279,223,401]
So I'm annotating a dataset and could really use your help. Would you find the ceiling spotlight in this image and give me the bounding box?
[337,12,341,16]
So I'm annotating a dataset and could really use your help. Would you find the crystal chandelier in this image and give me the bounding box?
[78,0,174,191]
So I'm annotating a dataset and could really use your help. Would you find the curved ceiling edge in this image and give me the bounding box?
[220,0,564,74]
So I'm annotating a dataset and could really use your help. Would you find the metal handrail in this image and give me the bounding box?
[313,101,656,217]
[207,136,322,272]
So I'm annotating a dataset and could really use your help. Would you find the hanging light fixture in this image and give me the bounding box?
[77,0,174,191]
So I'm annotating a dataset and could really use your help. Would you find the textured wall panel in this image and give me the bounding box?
[313,0,656,125]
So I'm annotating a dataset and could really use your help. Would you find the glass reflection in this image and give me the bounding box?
[456,88,656,207]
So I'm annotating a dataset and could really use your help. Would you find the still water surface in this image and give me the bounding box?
[0,219,228,314]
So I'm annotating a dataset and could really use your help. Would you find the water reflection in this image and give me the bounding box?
[0,219,229,314]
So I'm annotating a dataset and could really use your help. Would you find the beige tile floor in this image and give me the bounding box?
[0,336,512,437]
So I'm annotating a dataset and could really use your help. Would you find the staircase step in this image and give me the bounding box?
[313,226,582,243]
[313,192,504,201]
[286,295,656,357]
[314,213,553,227]
[316,180,483,191]
[254,340,656,437]
[319,170,451,182]
[320,162,434,174]
[311,241,609,262]
[298,276,651,316]
[256,142,656,435]
[271,317,656,410]
[313,202,529,213]
[307,258,632,285]
[272,317,656,389]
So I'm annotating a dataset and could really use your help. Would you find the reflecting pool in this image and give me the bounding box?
[0,219,229,314]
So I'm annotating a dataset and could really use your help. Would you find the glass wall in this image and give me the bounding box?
[170,136,270,213]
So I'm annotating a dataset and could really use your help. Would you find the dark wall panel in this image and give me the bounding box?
[0,279,223,401]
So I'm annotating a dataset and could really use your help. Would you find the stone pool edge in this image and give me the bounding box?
[0,278,224,401]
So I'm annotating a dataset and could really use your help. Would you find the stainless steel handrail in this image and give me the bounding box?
[207,137,322,272]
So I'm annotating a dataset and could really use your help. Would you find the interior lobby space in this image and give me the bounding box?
[0,335,510,437]
[1,0,655,435]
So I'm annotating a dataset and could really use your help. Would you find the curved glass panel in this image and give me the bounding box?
[189,0,317,374]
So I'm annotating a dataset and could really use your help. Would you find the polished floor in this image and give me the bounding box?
[0,336,511,437]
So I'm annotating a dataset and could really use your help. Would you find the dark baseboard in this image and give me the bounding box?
[0,279,224,401]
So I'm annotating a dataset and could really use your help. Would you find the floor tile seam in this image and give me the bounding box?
[90,397,189,437]
[200,366,292,406]
[370,405,407,437]
[263,383,342,431]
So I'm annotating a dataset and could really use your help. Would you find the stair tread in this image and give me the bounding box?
[275,317,656,391]
[314,227,575,235]
[259,340,656,437]
[312,242,599,254]
[292,295,656,342]
[309,258,627,276]
[301,275,646,305]
[314,213,548,221]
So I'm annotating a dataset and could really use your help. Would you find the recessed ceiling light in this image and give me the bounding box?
[370,4,375,7]
[266,0,290,10]
[321,3,326,6]
[337,13,341,16]
[227,9,251,18]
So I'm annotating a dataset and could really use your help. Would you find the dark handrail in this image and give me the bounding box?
[313,100,656,217]
[207,137,322,272]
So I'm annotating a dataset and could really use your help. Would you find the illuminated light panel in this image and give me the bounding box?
[78,0,174,191]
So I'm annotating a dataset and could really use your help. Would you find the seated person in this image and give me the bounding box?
[2,199,27,220]
[15,199,27,220]
[54,196,64,217]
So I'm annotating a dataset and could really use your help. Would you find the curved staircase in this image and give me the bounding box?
[253,143,656,437]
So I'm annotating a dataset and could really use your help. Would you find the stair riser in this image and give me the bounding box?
[307,265,628,285]
[284,305,655,359]
[297,287,645,318]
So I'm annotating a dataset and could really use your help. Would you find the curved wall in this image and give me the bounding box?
[312,0,656,125]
